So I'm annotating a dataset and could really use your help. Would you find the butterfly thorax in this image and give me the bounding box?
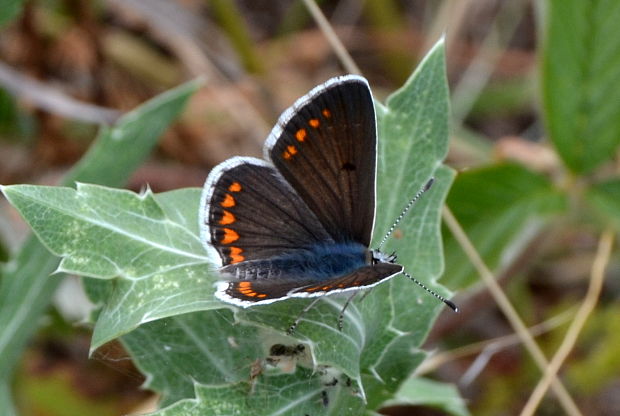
[220,241,372,281]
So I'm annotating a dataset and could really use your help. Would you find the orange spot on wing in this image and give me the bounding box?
[229,246,244,263]
[321,285,330,290]
[322,108,331,118]
[228,182,242,192]
[295,129,307,142]
[221,228,239,244]
[309,119,320,128]
[283,150,291,160]
[219,210,235,225]
[230,254,244,264]
[238,281,251,289]
[221,194,235,207]
[287,145,297,155]
[257,294,267,298]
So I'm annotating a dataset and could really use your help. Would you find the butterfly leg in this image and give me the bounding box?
[287,297,323,335]
[337,291,358,331]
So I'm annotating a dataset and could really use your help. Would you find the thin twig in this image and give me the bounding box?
[443,206,582,416]
[520,229,614,416]
[0,61,121,124]
[301,0,361,75]
[450,0,529,124]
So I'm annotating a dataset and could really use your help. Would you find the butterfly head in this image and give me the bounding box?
[370,250,397,265]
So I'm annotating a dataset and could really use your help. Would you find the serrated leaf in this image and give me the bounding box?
[1,184,207,279]
[443,163,566,289]
[145,368,364,416]
[542,0,620,173]
[0,184,222,348]
[375,37,449,266]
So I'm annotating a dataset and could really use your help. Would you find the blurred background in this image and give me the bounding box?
[1,0,618,415]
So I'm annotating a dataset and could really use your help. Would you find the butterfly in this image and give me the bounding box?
[199,75,455,312]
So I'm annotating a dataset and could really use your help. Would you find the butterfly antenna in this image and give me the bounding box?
[403,270,458,312]
[377,177,435,251]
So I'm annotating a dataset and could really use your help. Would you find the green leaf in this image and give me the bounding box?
[121,310,263,405]
[375,37,449,258]
[0,79,201,411]
[586,178,620,230]
[0,184,220,349]
[145,369,364,416]
[387,377,470,416]
[443,163,566,289]
[542,0,620,173]
[1,184,207,279]
[0,374,17,416]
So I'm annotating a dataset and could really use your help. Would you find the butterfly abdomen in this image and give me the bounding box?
[221,242,368,281]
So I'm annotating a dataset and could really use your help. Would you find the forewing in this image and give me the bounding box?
[200,157,332,266]
[266,75,377,246]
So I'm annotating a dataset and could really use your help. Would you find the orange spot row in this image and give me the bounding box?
[237,281,267,298]
[221,228,239,244]
[285,109,330,161]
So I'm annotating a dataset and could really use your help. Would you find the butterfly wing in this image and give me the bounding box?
[291,263,403,297]
[217,263,403,306]
[201,76,395,308]
[265,75,377,246]
[200,157,332,267]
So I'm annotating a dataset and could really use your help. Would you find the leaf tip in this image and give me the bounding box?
[139,184,154,199]
[428,35,446,56]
